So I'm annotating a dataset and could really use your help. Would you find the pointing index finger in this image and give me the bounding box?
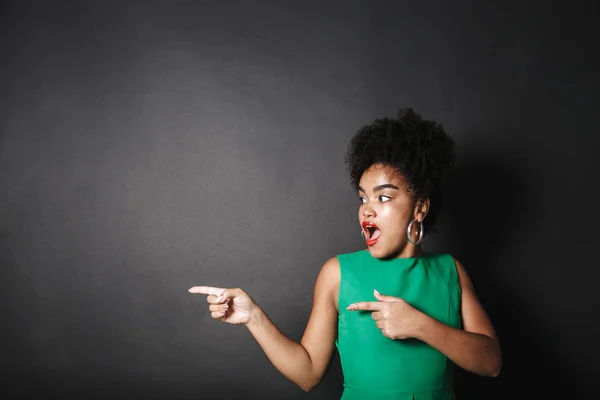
[346,301,383,311]
[188,286,225,296]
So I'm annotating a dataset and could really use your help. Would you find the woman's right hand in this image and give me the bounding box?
[188,286,258,325]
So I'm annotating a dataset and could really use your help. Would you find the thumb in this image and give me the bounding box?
[218,288,244,302]
[373,289,401,302]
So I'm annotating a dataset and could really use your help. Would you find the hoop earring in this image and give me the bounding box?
[407,219,424,245]
[361,230,366,242]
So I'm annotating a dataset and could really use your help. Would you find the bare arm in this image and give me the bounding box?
[347,257,501,377]
[190,257,340,391]
[246,257,339,390]
[414,258,502,377]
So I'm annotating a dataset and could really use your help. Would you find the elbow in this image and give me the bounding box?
[478,336,502,378]
[298,375,322,392]
[299,382,317,392]
[488,363,501,378]
[485,348,502,378]
[478,359,501,378]
[300,385,313,392]
[490,357,502,378]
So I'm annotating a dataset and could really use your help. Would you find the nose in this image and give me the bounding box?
[362,203,375,218]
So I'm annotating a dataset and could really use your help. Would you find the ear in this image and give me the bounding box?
[413,198,430,222]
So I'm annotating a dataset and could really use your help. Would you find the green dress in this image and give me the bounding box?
[336,250,462,400]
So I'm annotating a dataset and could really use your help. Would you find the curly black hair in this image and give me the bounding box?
[344,108,455,235]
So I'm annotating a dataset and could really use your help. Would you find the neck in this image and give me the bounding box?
[366,242,425,260]
[396,243,423,259]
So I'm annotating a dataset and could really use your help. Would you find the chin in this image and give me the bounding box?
[367,242,404,259]
[367,247,391,259]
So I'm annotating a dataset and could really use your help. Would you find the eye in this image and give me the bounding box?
[359,197,366,204]
[379,195,391,202]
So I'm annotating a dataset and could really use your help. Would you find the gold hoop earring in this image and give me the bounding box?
[407,219,424,245]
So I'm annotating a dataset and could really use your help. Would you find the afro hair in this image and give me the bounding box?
[345,108,456,234]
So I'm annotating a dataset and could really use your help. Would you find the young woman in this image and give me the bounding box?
[189,108,502,399]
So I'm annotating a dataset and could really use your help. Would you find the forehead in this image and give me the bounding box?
[359,164,408,189]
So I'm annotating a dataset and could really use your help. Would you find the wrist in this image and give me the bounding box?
[412,311,433,341]
[245,306,264,329]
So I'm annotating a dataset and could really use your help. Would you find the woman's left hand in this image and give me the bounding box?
[346,289,426,340]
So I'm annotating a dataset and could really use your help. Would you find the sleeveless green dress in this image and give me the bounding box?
[336,250,462,400]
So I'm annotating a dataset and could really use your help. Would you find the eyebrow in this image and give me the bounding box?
[358,184,400,193]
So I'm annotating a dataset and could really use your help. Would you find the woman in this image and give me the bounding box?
[189,108,502,399]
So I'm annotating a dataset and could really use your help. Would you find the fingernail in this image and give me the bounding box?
[374,289,380,296]
[216,295,224,302]
[346,304,354,311]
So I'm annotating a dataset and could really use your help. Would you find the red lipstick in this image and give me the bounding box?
[361,221,381,246]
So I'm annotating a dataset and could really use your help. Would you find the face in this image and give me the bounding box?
[358,164,427,259]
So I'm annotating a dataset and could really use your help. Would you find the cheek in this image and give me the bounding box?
[379,204,407,221]
[380,205,411,232]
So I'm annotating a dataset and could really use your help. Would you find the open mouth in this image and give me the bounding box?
[361,221,381,246]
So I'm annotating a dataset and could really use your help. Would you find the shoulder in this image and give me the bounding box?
[320,256,341,276]
[316,250,367,291]
[314,257,341,309]
[425,252,459,274]
[315,256,342,289]
[447,255,475,291]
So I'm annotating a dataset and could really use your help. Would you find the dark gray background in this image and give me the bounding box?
[1,1,599,399]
